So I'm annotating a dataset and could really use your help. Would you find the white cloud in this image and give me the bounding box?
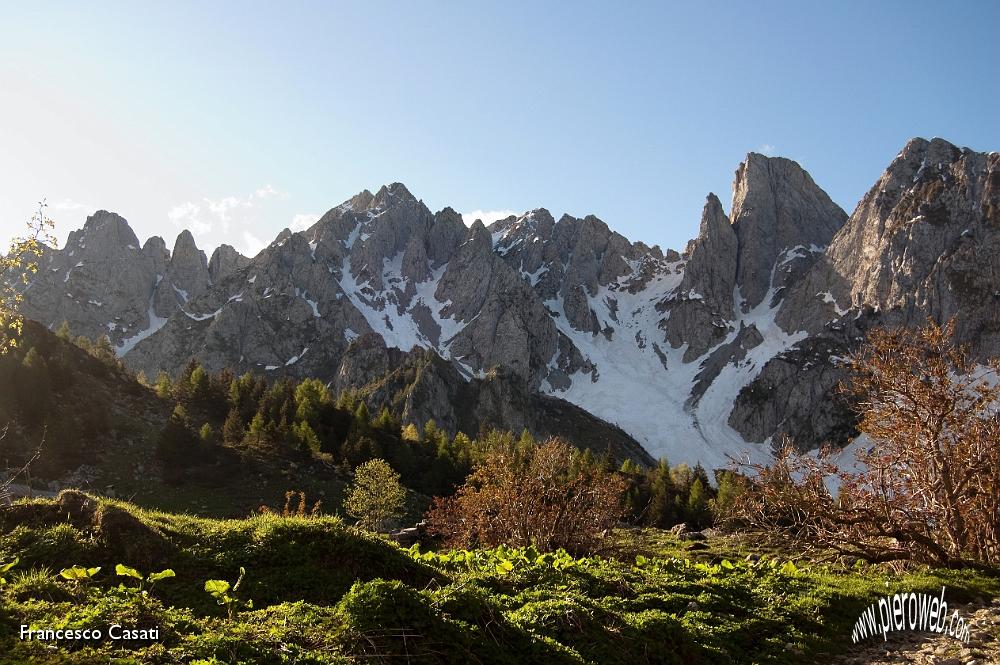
[168,185,288,241]
[758,143,776,156]
[461,209,517,227]
[50,198,92,212]
[255,185,287,200]
[290,213,320,232]
[207,195,244,221]
[167,201,213,235]
[240,231,267,257]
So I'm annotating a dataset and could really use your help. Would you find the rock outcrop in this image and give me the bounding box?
[730,154,848,310]
[734,138,1000,447]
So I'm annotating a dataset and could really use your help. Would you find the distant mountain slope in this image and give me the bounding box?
[16,137,999,468]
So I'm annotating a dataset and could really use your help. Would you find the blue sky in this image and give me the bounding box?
[1,1,997,256]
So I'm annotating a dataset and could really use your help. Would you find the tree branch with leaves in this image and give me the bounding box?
[1,200,56,355]
[731,319,1000,567]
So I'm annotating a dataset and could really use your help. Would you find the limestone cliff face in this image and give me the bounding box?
[19,212,238,356]
[730,154,848,310]
[732,138,1000,447]
[16,138,998,468]
[152,230,211,318]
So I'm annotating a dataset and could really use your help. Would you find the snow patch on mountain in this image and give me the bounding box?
[540,261,800,469]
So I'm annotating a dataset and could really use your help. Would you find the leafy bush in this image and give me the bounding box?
[343,458,406,531]
[427,437,627,555]
[733,319,1000,566]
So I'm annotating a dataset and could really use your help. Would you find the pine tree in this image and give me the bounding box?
[451,432,473,470]
[248,412,267,447]
[620,459,643,475]
[223,407,244,445]
[644,459,677,527]
[188,365,210,403]
[422,419,442,451]
[375,407,395,432]
[199,423,216,448]
[293,421,321,454]
[18,347,51,426]
[92,335,117,363]
[686,477,711,529]
[710,470,745,525]
[155,372,173,400]
[353,402,370,433]
[156,405,198,469]
[294,378,329,424]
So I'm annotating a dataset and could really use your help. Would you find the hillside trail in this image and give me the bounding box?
[832,598,1000,664]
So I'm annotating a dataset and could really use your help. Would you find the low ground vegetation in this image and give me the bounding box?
[1,492,996,664]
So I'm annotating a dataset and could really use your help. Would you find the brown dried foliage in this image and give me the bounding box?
[425,437,627,555]
[257,490,322,518]
[733,319,1000,567]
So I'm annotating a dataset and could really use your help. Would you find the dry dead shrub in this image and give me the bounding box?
[733,319,1000,567]
[257,490,322,518]
[426,436,627,555]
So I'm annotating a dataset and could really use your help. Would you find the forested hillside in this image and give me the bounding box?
[1,321,727,529]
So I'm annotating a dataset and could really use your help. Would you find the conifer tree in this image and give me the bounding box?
[686,477,712,529]
[248,412,267,447]
[644,459,677,527]
[223,407,244,446]
[155,372,173,399]
[352,402,370,433]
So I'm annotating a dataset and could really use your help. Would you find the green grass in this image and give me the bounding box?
[0,492,997,664]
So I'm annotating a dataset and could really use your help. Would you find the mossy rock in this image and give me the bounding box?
[93,503,174,570]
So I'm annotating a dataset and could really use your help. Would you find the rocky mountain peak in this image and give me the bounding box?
[347,189,375,211]
[699,193,732,238]
[152,230,211,316]
[141,236,170,276]
[70,210,142,254]
[730,153,847,309]
[207,244,249,284]
[371,182,417,210]
[679,193,737,311]
[171,230,205,265]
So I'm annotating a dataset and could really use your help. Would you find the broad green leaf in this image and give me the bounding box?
[721,559,734,570]
[0,557,18,573]
[115,564,142,580]
[204,579,230,595]
[780,561,799,576]
[635,555,649,567]
[149,569,176,583]
[496,559,514,575]
[59,565,100,581]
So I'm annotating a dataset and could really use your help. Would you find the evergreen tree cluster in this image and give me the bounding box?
[152,361,477,496]
[620,459,745,529]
